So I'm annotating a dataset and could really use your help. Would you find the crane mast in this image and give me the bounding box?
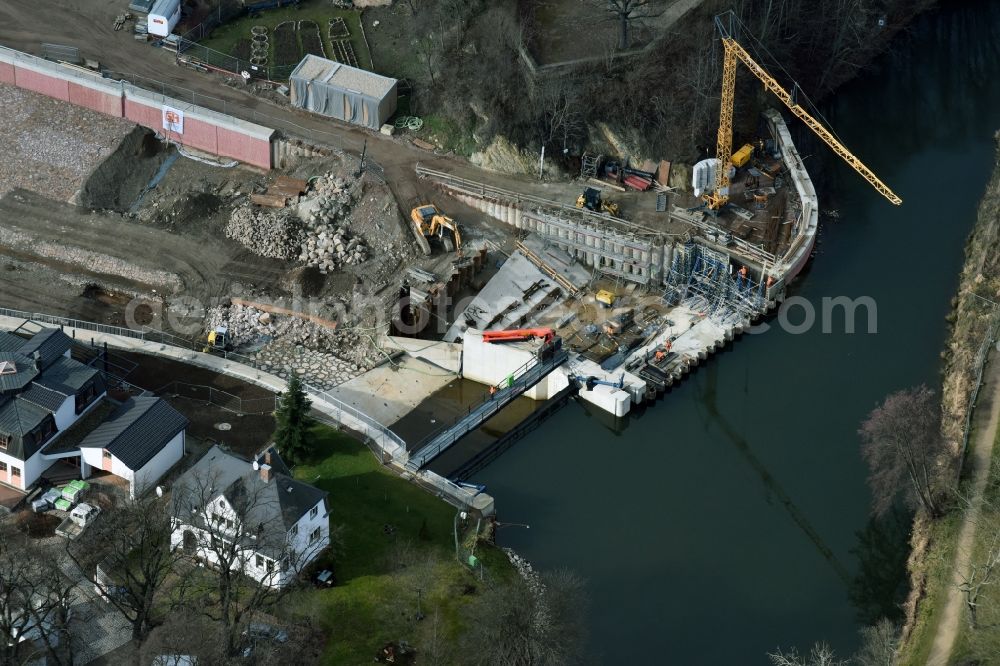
[707,15,901,209]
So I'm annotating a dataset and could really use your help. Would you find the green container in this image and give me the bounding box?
[54,498,71,512]
[467,554,479,568]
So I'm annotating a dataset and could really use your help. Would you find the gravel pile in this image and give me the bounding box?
[0,84,134,201]
[226,204,303,259]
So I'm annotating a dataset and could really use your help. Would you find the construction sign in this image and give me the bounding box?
[162,106,184,135]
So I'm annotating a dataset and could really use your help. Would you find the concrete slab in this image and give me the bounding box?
[384,336,462,373]
[325,355,457,426]
[444,250,565,341]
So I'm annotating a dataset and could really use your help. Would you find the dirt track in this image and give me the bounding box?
[0,187,290,328]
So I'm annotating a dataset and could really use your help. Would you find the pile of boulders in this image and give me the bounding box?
[225,204,302,260]
[205,303,276,347]
[298,178,368,271]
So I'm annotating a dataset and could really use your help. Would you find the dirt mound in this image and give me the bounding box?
[78,127,167,212]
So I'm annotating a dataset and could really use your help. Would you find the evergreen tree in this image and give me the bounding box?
[274,374,312,464]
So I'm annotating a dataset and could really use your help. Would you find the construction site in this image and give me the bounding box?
[0,3,905,511]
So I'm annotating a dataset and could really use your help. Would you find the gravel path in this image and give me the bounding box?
[0,83,134,201]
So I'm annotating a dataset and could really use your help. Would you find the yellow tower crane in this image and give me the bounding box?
[705,13,902,210]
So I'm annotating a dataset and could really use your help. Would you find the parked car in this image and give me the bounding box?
[242,623,288,644]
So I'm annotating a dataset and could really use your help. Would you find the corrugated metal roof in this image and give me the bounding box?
[0,352,39,392]
[0,332,25,353]
[18,329,72,370]
[78,396,188,470]
[19,384,67,412]
[34,356,100,395]
[0,398,52,460]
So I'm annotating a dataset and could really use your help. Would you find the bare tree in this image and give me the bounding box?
[0,525,78,665]
[171,468,327,657]
[858,385,947,518]
[854,618,898,666]
[67,495,178,641]
[768,643,845,666]
[599,0,664,50]
[461,568,587,666]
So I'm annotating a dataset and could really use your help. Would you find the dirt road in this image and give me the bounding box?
[0,0,663,220]
[926,346,1000,665]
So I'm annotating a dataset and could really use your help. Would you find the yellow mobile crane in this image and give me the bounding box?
[705,13,902,210]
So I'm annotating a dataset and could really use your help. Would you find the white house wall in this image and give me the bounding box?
[131,431,183,498]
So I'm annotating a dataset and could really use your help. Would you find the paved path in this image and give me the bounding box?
[927,345,1000,665]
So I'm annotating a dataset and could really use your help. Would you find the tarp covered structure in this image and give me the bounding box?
[289,54,397,130]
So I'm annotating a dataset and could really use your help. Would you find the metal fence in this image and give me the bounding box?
[157,381,279,415]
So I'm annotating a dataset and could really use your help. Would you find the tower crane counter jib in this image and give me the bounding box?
[706,12,902,210]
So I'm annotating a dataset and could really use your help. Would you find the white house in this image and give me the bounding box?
[170,445,330,588]
[0,330,106,491]
[78,396,188,499]
[0,328,185,497]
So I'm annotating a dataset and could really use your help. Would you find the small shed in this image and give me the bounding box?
[289,54,397,130]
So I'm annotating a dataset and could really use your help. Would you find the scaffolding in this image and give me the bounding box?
[662,241,767,324]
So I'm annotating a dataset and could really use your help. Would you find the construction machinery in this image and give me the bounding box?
[704,12,901,210]
[203,325,231,353]
[410,204,462,253]
[595,289,616,308]
[482,328,555,344]
[575,187,620,217]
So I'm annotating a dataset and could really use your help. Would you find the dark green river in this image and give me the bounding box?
[470,2,1000,662]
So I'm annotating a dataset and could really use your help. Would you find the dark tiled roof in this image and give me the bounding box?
[0,398,53,459]
[18,329,72,370]
[19,384,67,412]
[172,445,328,558]
[252,445,292,477]
[34,357,101,396]
[0,352,39,392]
[0,332,25,353]
[78,396,188,470]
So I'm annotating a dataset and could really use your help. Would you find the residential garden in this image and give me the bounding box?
[197,2,371,77]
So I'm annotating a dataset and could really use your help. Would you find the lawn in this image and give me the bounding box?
[950,431,1000,663]
[197,0,372,78]
[289,424,514,663]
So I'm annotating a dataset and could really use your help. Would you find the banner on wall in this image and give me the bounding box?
[162,106,184,134]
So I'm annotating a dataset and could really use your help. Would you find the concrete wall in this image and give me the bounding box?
[461,330,568,400]
[0,45,274,170]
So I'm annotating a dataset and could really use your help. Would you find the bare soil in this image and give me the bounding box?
[116,351,277,458]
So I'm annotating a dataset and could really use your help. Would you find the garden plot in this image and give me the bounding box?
[299,20,326,58]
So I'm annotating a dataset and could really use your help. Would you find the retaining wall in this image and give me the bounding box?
[0,45,274,169]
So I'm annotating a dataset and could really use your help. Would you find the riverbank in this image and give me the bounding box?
[899,133,1000,663]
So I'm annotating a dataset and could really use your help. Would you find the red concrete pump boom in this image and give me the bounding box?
[482,328,555,344]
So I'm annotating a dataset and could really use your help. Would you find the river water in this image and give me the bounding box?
[471,2,1000,662]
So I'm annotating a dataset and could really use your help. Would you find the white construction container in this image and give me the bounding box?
[147,0,181,37]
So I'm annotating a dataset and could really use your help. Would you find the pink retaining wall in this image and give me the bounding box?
[216,126,271,169]
[1,50,272,169]
[68,82,123,117]
[15,67,69,101]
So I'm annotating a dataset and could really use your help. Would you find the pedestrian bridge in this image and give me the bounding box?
[404,348,569,471]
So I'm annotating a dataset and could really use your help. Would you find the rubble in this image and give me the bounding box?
[226,204,303,259]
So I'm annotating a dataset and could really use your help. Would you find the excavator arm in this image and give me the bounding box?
[482,328,555,344]
[708,15,901,208]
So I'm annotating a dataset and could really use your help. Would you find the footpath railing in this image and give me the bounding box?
[0,307,406,465]
[156,380,278,415]
[406,348,569,470]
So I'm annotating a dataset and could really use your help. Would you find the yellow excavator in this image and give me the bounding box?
[410,204,462,253]
[575,187,619,217]
[704,12,901,210]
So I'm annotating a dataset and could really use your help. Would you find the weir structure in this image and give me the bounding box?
[418,109,818,419]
